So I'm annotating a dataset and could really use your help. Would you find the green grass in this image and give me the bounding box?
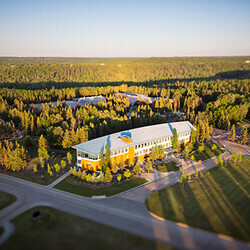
[2,206,172,250]
[0,191,16,210]
[55,175,147,197]
[146,156,250,241]
[154,161,178,173]
[191,143,223,162]
[0,137,76,185]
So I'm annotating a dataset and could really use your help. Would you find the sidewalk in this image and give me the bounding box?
[47,171,70,188]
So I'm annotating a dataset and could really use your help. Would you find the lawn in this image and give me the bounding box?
[0,191,16,210]
[146,156,250,241]
[55,175,147,197]
[0,136,76,185]
[2,206,172,250]
[154,161,178,173]
[191,143,223,162]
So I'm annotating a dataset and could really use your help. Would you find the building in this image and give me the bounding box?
[72,121,196,171]
[114,92,154,106]
[72,95,106,105]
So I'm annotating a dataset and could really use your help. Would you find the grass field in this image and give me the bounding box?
[0,191,16,210]
[55,175,147,197]
[146,156,250,241]
[191,143,223,162]
[2,206,171,250]
[154,161,178,173]
[0,137,76,185]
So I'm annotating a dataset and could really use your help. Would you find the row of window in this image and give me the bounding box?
[110,148,129,156]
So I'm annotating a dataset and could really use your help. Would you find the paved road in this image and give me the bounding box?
[0,133,249,249]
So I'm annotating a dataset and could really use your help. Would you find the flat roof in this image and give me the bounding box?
[72,121,196,156]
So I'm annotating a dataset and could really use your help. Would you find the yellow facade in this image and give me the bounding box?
[80,146,135,171]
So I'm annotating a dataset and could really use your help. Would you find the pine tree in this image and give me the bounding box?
[195,168,199,177]
[183,145,190,158]
[38,134,49,168]
[99,150,105,172]
[238,152,242,162]
[232,151,238,163]
[239,127,248,144]
[133,161,141,174]
[77,168,82,178]
[99,171,105,182]
[228,124,236,142]
[67,152,72,165]
[180,171,187,186]
[62,129,72,148]
[105,144,111,168]
[81,170,86,181]
[217,155,223,167]
[92,172,98,183]
[145,159,153,173]
[172,128,178,150]
[112,159,118,173]
[188,173,191,182]
[33,165,38,173]
[105,167,113,182]
[120,157,124,171]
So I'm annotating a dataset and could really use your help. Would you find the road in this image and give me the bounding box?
[0,132,249,249]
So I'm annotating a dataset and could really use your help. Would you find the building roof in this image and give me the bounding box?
[72,121,196,156]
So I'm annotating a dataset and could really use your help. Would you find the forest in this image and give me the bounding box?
[0,57,249,173]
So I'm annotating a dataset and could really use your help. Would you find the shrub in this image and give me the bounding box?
[211,144,217,151]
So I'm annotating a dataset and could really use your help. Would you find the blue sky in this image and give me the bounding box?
[0,0,250,57]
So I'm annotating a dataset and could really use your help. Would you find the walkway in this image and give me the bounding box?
[47,171,70,188]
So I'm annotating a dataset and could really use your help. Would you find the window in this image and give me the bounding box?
[87,163,92,166]
[135,145,137,149]
[118,149,121,154]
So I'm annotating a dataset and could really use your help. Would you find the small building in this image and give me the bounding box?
[114,92,154,106]
[72,121,196,171]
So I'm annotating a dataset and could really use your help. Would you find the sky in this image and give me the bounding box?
[0,0,250,57]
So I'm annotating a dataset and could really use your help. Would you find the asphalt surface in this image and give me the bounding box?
[0,130,249,250]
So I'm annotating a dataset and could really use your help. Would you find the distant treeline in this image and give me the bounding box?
[0,57,249,86]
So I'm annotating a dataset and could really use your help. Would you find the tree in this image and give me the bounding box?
[172,128,178,150]
[77,168,82,178]
[195,168,199,177]
[198,144,204,153]
[211,144,217,151]
[54,163,61,172]
[228,124,235,142]
[232,151,238,163]
[105,167,113,182]
[67,152,72,165]
[158,145,165,159]
[117,174,122,182]
[183,145,190,158]
[238,152,242,162]
[119,157,124,171]
[104,144,111,168]
[149,145,158,162]
[81,170,86,181]
[99,171,105,182]
[86,173,92,182]
[62,129,72,149]
[92,172,98,183]
[33,165,38,173]
[99,150,105,172]
[123,169,131,180]
[133,161,141,175]
[217,155,223,167]
[61,160,66,169]
[112,159,118,173]
[145,159,153,173]
[38,134,49,168]
[180,171,187,186]
[188,173,191,182]
[239,127,248,144]
[190,155,195,161]
[190,128,196,147]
